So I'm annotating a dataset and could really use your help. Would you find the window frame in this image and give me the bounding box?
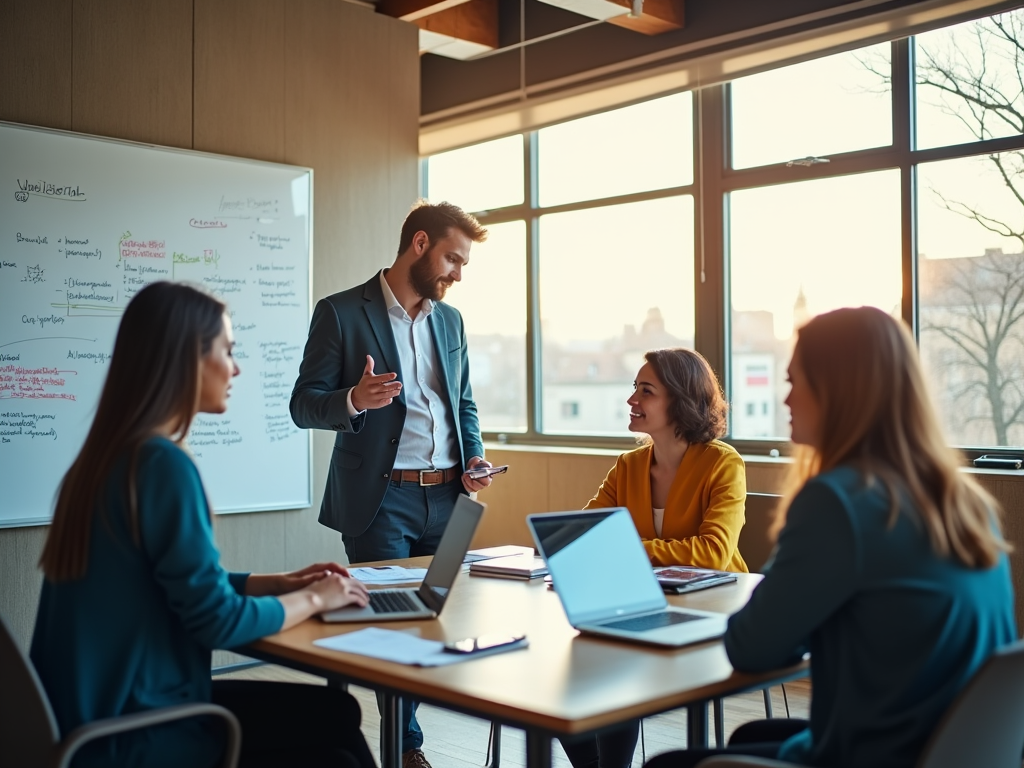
[424,33,1024,461]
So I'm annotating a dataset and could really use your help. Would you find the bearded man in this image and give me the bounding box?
[290,200,494,768]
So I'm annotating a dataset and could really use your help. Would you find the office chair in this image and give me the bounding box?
[695,639,1024,768]
[0,614,241,768]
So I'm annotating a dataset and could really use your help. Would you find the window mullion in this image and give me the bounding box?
[893,37,919,339]
[525,132,543,436]
[694,85,729,406]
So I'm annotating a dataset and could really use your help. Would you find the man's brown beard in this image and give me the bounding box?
[410,249,452,301]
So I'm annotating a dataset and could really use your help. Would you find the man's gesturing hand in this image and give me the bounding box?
[351,354,402,411]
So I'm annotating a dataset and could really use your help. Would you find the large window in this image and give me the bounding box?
[729,172,902,439]
[425,9,1024,455]
[539,196,694,435]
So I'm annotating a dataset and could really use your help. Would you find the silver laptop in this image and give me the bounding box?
[322,495,485,623]
[528,508,728,648]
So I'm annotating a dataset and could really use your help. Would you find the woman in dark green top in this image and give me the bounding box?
[645,307,1016,768]
[31,282,374,768]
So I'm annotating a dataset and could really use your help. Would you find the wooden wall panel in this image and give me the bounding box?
[474,450,551,547]
[72,0,193,147]
[547,454,614,510]
[0,527,47,650]
[193,0,285,162]
[281,0,420,569]
[473,448,615,547]
[744,458,789,494]
[388,21,421,216]
[0,0,72,129]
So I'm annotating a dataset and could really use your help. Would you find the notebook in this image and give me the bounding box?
[527,508,728,648]
[655,567,738,595]
[321,495,485,623]
[469,554,548,579]
[463,544,534,564]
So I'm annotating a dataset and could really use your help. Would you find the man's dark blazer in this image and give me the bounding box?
[290,271,484,536]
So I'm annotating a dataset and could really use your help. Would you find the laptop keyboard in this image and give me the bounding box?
[369,591,422,614]
[601,611,705,632]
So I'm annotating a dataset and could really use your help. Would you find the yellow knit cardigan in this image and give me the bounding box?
[584,439,748,572]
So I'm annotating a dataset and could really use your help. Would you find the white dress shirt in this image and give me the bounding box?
[347,272,459,470]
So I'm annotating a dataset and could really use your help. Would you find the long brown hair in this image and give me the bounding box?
[644,348,729,444]
[779,306,1006,569]
[40,282,226,581]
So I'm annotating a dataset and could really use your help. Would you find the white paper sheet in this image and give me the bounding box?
[313,627,528,667]
[348,566,428,585]
[313,627,464,666]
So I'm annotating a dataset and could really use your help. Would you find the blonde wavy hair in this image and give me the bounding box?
[777,306,1006,569]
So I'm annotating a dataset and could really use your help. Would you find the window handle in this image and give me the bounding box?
[786,156,831,167]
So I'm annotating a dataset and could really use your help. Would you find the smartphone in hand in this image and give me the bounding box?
[465,464,509,480]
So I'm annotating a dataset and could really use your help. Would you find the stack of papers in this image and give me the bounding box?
[469,554,548,580]
[349,566,428,585]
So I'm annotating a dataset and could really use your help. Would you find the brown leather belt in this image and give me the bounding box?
[389,467,460,486]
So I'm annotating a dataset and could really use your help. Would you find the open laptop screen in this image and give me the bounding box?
[530,508,666,626]
[417,495,484,614]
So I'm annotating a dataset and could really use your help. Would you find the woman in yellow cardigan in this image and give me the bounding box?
[560,348,747,768]
[587,347,747,571]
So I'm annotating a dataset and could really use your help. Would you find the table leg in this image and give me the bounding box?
[525,730,552,768]
[485,723,501,768]
[380,692,404,768]
[687,701,709,749]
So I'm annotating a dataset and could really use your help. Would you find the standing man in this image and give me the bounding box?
[290,200,495,768]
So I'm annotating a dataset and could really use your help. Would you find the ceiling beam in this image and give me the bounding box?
[415,0,498,58]
[376,0,474,23]
[606,0,684,34]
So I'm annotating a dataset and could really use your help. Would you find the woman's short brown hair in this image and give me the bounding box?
[644,348,728,444]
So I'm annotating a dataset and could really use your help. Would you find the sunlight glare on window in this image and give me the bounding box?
[427,135,524,214]
[730,43,892,169]
[538,197,695,435]
[729,171,901,438]
[538,94,693,207]
[443,221,528,432]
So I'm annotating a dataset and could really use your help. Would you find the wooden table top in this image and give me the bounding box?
[249,560,806,736]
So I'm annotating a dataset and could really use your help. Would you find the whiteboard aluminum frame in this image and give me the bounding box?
[0,120,314,526]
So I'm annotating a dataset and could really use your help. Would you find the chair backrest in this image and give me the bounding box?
[917,639,1024,768]
[0,613,60,768]
[737,493,781,574]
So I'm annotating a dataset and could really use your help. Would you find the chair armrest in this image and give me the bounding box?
[54,702,241,768]
[696,758,793,768]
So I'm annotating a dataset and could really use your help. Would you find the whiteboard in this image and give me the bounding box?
[0,122,313,527]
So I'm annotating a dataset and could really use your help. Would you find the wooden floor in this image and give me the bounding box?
[218,663,811,768]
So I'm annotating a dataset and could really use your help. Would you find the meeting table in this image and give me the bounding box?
[244,559,807,768]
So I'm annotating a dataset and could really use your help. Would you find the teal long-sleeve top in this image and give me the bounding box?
[725,466,1016,768]
[30,437,286,768]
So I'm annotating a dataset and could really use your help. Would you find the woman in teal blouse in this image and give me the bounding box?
[31,282,374,768]
[645,307,1016,768]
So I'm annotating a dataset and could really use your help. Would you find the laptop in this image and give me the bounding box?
[321,495,485,623]
[527,508,729,648]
